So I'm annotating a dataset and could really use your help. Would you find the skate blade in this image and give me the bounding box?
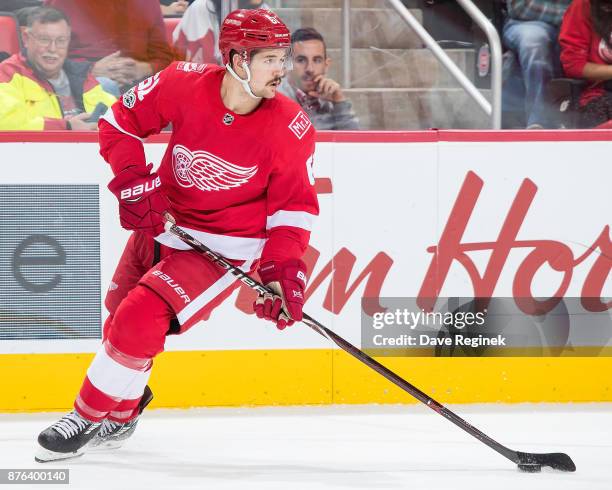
[35,446,86,463]
[88,440,124,452]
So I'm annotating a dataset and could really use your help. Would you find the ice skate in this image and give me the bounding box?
[35,411,102,463]
[89,385,153,451]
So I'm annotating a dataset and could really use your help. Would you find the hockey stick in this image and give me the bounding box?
[164,221,576,473]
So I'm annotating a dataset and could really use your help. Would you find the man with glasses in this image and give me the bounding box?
[0,6,116,130]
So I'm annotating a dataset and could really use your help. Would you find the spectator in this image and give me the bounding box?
[43,0,176,95]
[0,6,116,130]
[502,0,571,129]
[171,0,219,64]
[560,0,612,128]
[172,0,268,65]
[278,27,359,130]
[160,0,189,17]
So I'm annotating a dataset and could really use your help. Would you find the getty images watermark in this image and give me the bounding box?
[361,297,612,357]
[0,469,69,484]
[370,307,501,348]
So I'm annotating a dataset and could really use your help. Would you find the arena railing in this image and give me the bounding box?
[341,0,502,129]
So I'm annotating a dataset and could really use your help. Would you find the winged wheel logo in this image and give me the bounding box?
[172,145,258,191]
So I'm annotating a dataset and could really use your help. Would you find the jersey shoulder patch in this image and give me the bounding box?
[122,72,161,108]
[287,111,312,140]
[272,93,314,140]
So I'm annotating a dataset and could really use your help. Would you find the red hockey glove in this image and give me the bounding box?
[108,164,170,237]
[253,259,307,330]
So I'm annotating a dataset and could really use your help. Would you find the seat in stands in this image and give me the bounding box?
[0,12,22,58]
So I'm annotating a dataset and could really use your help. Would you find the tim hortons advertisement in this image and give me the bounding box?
[0,137,610,355]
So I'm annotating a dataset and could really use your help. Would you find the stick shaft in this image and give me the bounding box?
[165,222,519,464]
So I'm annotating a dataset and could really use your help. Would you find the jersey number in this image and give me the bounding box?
[306,154,315,186]
[137,72,161,102]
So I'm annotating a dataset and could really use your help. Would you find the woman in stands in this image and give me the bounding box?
[560,0,612,127]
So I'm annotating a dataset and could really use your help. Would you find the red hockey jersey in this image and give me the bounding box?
[99,62,319,263]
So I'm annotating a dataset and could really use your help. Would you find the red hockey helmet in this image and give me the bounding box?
[219,9,291,66]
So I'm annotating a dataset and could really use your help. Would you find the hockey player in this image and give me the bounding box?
[36,8,318,462]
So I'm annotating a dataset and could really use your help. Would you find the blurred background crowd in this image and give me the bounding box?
[0,0,610,131]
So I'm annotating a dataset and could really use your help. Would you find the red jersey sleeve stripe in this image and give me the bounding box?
[266,210,316,231]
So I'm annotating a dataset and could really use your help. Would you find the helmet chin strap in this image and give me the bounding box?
[226,62,262,100]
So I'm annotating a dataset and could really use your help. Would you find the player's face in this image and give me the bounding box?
[23,20,70,79]
[289,39,330,93]
[248,48,290,99]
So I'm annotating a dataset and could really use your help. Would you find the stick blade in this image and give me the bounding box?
[517,451,576,472]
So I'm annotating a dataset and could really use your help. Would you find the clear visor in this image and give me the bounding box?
[249,47,293,72]
[282,47,293,71]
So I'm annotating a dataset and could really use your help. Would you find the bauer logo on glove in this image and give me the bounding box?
[254,259,308,330]
[119,176,162,201]
[108,163,171,237]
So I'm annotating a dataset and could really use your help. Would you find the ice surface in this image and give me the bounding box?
[1,403,610,490]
